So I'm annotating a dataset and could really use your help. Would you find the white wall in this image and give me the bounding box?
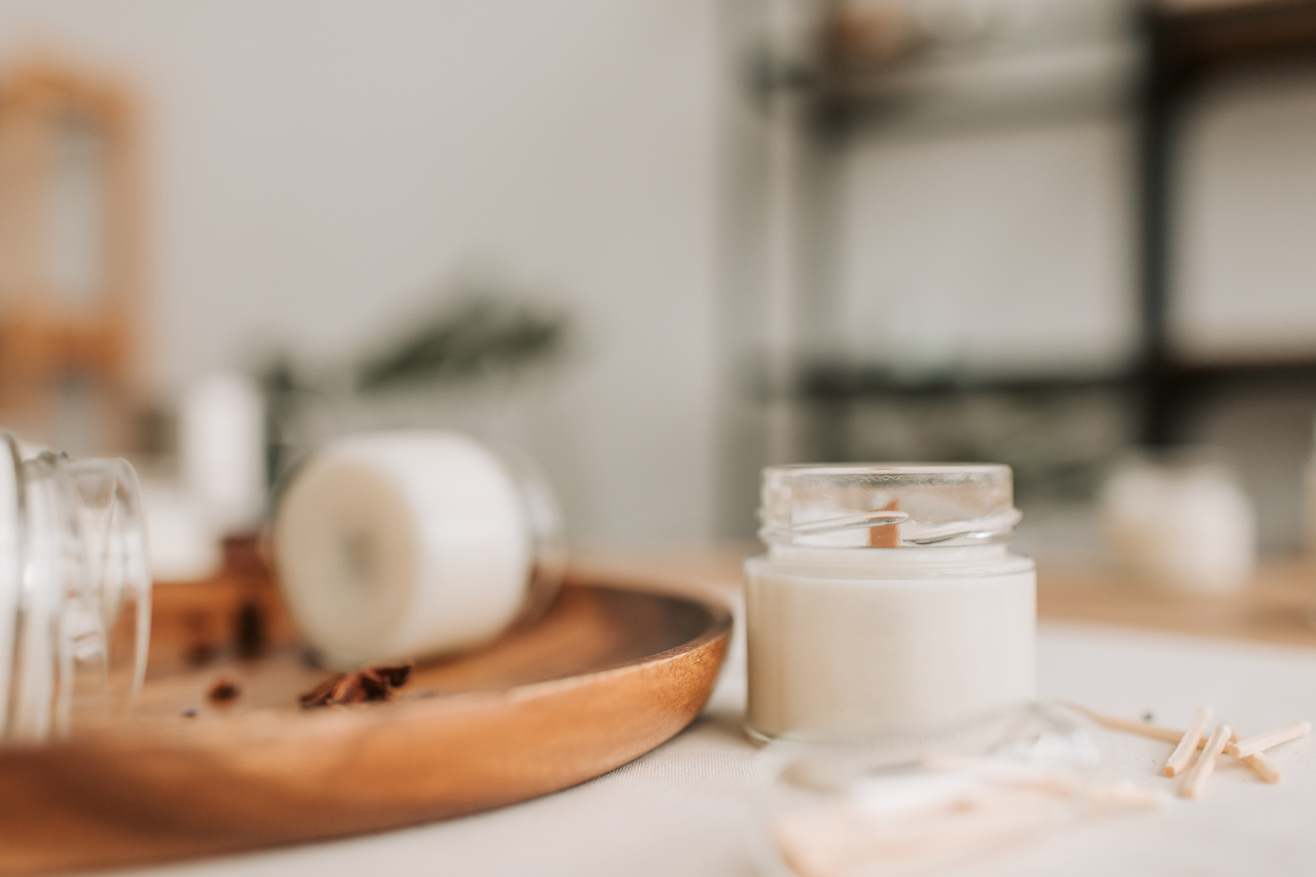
[0,0,722,544]
[838,117,1138,377]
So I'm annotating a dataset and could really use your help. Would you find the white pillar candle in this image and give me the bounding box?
[137,481,222,582]
[180,372,267,533]
[1100,452,1256,594]
[273,431,559,668]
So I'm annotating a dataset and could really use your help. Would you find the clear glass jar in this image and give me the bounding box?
[0,433,152,744]
[745,464,1035,748]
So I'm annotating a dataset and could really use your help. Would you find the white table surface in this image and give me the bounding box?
[103,610,1316,877]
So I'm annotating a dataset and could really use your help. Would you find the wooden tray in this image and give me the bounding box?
[0,568,732,875]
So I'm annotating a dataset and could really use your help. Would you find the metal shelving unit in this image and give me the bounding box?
[765,0,1316,461]
[1139,0,1316,443]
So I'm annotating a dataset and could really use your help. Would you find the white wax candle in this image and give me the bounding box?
[746,547,1036,741]
[273,431,533,668]
[137,481,222,582]
[180,373,267,533]
[1101,458,1255,593]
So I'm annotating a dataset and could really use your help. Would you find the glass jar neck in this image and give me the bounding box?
[767,543,1012,567]
[758,463,1020,550]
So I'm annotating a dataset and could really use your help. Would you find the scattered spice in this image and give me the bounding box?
[299,662,414,708]
[208,677,241,704]
[187,641,216,667]
[235,600,267,659]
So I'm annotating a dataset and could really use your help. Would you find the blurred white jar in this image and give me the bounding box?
[1100,450,1256,594]
[273,431,564,668]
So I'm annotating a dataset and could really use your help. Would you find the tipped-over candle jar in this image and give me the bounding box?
[0,433,152,744]
[745,464,1035,747]
[273,431,566,669]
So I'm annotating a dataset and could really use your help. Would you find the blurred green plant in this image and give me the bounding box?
[255,288,571,487]
[354,293,570,393]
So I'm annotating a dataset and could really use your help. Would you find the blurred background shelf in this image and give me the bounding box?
[743,0,1316,554]
[1153,0,1316,83]
[3,1,1316,554]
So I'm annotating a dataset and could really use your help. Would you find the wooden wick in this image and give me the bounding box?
[868,499,900,548]
[1225,721,1311,759]
[1179,724,1231,799]
[1163,707,1212,777]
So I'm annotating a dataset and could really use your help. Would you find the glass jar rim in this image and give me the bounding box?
[759,462,1020,549]
[766,463,1011,476]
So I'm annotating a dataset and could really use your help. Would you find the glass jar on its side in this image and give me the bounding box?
[0,433,152,744]
[745,464,1035,746]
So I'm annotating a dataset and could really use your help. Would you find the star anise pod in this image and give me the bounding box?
[298,662,414,708]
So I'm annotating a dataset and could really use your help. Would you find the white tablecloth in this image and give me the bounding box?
[111,617,1316,877]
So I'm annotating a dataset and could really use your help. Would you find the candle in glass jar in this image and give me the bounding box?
[745,464,1036,744]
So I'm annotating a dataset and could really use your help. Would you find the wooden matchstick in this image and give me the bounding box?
[1067,705,1279,783]
[1241,749,1280,784]
[1225,722,1311,759]
[1227,727,1282,784]
[1163,707,1212,777]
[1179,724,1232,799]
[1065,704,1188,744]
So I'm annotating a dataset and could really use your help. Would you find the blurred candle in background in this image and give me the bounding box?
[180,373,267,534]
[137,481,221,582]
[1100,450,1256,594]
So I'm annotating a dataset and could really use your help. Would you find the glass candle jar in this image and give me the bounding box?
[0,433,152,744]
[745,464,1035,746]
[1100,448,1255,594]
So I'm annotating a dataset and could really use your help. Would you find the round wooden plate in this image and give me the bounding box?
[0,575,733,874]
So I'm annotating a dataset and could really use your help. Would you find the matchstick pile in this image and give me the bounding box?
[1074,705,1310,798]
[770,705,1310,877]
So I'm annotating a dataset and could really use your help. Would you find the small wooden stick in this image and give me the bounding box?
[1179,724,1232,799]
[1065,704,1185,744]
[1241,749,1281,784]
[1163,707,1212,777]
[1225,722,1311,758]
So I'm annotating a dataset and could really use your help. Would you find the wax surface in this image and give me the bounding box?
[274,433,531,668]
[746,559,1036,740]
